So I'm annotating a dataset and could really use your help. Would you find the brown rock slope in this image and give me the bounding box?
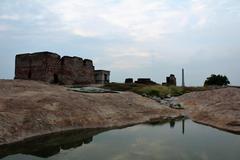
[0,80,180,145]
[177,87,240,134]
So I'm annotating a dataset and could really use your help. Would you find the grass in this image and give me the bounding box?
[102,83,215,98]
[133,85,184,98]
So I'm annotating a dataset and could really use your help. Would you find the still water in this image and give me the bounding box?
[1,119,240,160]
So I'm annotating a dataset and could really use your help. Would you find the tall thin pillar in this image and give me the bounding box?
[182,68,185,87]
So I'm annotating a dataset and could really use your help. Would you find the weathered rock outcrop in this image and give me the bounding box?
[0,80,180,145]
[177,87,240,134]
[1,80,239,147]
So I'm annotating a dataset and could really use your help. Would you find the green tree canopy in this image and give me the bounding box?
[204,74,230,86]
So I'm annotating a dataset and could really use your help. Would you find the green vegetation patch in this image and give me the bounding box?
[133,85,184,98]
[103,83,218,98]
[103,83,184,98]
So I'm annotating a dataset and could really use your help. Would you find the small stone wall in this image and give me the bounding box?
[94,70,110,84]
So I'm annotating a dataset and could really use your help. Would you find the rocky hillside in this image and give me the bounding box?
[0,80,180,145]
[177,87,240,134]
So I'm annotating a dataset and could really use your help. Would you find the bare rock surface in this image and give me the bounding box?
[177,87,240,134]
[0,80,180,145]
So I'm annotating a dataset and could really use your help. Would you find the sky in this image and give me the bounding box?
[0,0,239,86]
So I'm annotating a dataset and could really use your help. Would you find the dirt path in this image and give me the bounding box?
[0,80,180,145]
[177,87,240,134]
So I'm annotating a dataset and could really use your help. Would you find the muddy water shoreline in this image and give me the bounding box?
[0,116,185,159]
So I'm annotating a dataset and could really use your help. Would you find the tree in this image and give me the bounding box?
[204,74,230,86]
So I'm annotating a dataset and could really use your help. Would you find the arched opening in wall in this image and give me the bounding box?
[53,74,59,84]
[28,70,32,79]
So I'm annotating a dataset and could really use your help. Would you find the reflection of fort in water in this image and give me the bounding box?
[170,118,185,134]
[0,128,106,158]
[0,118,186,159]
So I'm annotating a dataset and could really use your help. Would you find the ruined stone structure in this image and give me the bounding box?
[94,70,110,84]
[135,78,157,85]
[163,74,176,86]
[15,52,109,85]
[125,78,134,84]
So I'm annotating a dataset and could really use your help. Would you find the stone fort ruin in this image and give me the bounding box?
[162,74,176,86]
[15,51,110,85]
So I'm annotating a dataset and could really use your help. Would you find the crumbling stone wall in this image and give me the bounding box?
[82,59,95,84]
[15,52,95,85]
[30,52,60,83]
[60,56,95,84]
[166,74,177,86]
[15,54,32,80]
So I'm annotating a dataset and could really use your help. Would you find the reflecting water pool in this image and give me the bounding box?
[1,119,240,160]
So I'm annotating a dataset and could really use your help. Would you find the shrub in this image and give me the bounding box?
[133,85,171,98]
[204,74,230,86]
[169,86,184,96]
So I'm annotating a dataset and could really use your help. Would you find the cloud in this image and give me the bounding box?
[2,0,237,40]
[38,0,211,40]
[100,0,192,41]
[96,47,153,70]
[0,0,240,85]
[72,28,100,37]
[190,0,208,28]
[0,15,19,20]
[0,24,11,31]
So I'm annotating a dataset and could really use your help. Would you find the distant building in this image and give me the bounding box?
[162,82,167,86]
[15,51,110,85]
[125,78,134,84]
[135,78,157,85]
[163,74,176,86]
[94,70,110,84]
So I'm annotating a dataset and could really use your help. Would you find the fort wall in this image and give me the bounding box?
[15,52,96,85]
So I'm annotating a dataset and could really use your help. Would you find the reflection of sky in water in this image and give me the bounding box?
[2,120,240,160]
